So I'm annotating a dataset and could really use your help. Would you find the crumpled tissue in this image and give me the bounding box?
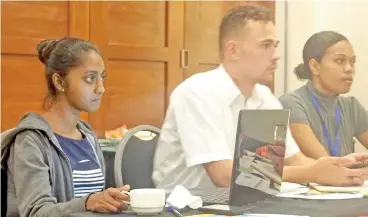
[166,185,203,209]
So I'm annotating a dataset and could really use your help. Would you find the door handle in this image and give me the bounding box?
[180,49,189,69]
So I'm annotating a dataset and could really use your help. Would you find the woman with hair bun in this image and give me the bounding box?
[1,37,130,217]
[280,31,368,159]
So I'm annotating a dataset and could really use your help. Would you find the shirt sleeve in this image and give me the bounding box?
[258,91,301,158]
[279,94,310,125]
[350,97,368,137]
[172,90,232,167]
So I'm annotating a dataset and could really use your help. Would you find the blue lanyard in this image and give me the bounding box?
[309,92,341,156]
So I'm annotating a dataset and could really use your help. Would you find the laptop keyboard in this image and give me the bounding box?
[192,188,230,204]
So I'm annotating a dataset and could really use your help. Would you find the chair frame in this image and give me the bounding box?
[113,125,160,187]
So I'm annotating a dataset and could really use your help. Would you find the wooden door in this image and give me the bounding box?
[89,1,184,137]
[1,1,90,131]
[183,1,275,89]
[1,1,276,135]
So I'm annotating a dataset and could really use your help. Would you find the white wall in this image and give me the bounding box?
[275,0,368,152]
[274,1,287,98]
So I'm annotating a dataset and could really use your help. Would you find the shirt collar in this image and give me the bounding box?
[216,65,243,105]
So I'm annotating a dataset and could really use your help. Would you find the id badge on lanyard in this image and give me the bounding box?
[309,92,341,156]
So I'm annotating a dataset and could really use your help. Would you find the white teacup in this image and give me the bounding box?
[122,188,166,215]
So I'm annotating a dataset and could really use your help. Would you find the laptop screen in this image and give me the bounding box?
[229,109,290,206]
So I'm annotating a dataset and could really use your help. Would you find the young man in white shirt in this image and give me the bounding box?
[152,5,368,192]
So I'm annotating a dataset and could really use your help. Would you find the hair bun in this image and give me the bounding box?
[293,63,311,80]
[36,39,58,65]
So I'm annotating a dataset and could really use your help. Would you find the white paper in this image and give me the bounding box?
[279,182,308,193]
[243,215,309,217]
[277,181,364,199]
[166,185,203,209]
[277,192,363,200]
[277,182,310,197]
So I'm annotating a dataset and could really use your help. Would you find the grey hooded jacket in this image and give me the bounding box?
[1,112,106,217]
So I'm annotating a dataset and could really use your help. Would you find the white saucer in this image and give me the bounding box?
[131,206,164,215]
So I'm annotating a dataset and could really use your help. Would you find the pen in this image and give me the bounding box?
[168,206,183,217]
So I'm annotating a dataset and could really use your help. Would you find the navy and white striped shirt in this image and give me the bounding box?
[55,133,105,198]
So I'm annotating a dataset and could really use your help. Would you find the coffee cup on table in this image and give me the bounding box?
[121,189,166,215]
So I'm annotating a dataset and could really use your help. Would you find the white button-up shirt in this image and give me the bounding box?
[152,65,300,191]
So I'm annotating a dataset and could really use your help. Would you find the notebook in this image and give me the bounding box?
[309,180,368,193]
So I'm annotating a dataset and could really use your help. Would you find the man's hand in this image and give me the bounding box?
[309,157,365,186]
[86,185,130,213]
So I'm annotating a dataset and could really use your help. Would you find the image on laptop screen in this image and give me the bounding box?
[229,109,289,206]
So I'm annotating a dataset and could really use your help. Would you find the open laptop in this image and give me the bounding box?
[193,109,290,207]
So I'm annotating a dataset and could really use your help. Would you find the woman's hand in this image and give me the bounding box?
[344,153,368,179]
[86,185,130,213]
[309,157,365,186]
